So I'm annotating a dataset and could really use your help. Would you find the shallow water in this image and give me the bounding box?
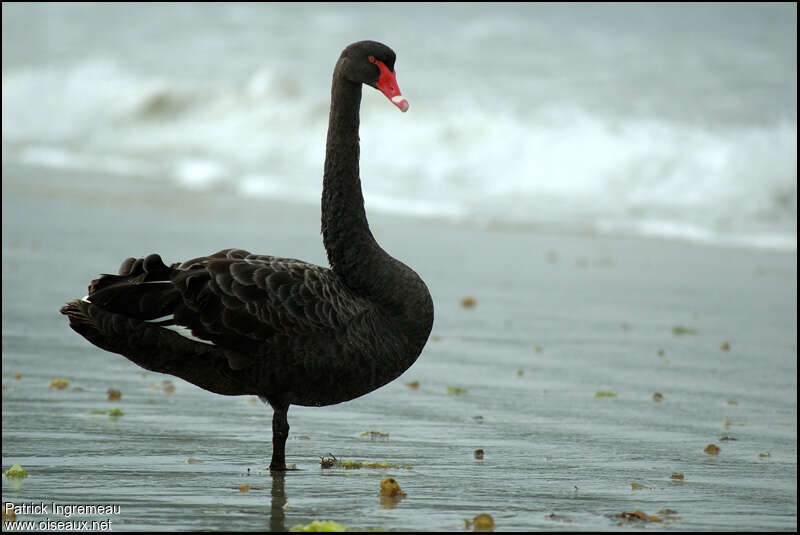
[2,166,797,531]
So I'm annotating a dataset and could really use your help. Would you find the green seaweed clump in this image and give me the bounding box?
[359,430,390,441]
[671,326,697,336]
[90,408,124,417]
[465,513,495,532]
[320,453,412,470]
[594,391,618,398]
[446,385,468,396]
[616,510,662,523]
[341,459,412,470]
[49,378,70,390]
[4,464,28,479]
[290,520,348,532]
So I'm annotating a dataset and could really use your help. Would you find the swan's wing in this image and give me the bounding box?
[173,248,366,345]
[87,249,367,368]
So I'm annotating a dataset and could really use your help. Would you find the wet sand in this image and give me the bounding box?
[2,163,797,531]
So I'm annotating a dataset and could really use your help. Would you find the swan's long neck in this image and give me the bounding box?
[320,73,432,337]
[321,75,376,291]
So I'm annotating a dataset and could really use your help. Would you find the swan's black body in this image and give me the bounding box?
[60,41,433,471]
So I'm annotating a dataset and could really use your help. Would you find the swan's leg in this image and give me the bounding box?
[270,405,290,471]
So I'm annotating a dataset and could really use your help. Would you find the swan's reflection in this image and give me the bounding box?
[269,471,287,532]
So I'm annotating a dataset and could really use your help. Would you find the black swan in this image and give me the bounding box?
[60,40,434,471]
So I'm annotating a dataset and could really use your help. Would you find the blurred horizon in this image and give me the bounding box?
[3,2,797,250]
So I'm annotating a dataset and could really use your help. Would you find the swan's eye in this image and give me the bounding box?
[368,56,376,64]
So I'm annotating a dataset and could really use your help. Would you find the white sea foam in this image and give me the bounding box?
[174,159,227,190]
[2,3,795,251]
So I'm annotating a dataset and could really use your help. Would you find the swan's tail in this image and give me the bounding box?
[60,254,252,396]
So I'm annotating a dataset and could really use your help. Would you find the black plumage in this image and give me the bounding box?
[60,41,434,471]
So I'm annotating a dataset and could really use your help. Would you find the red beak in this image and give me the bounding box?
[372,59,409,112]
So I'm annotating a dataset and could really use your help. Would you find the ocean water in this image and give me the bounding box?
[2,188,797,531]
[2,3,796,250]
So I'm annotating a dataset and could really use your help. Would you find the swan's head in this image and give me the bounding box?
[337,40,409,112]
